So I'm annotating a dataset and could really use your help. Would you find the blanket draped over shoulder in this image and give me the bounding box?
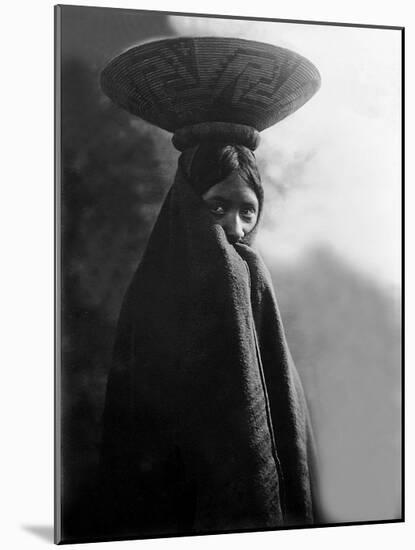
[98,166,318,538]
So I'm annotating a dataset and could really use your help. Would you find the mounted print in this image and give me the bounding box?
[54,4,404,544]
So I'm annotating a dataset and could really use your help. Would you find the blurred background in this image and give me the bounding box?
[58,5,402,540]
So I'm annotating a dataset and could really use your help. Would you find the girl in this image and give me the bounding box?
[98,35,322,539]
[99,137,320,537]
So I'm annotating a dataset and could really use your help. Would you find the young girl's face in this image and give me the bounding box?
[202,171,259,244]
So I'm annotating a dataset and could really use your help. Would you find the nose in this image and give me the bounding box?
[224,213,244,244]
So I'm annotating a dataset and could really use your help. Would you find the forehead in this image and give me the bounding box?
[202,172,258,205]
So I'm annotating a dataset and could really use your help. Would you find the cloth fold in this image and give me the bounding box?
[98,165,316,538]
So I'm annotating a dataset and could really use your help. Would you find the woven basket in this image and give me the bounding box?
[101,36,321,137]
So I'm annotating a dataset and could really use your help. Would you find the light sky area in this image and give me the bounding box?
[168,16,402,292]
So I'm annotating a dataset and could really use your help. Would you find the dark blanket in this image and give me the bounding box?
[98,165,317,538]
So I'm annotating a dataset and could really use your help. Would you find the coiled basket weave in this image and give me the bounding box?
[101,36,321,150]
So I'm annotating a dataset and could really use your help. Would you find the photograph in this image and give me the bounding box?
[55,3,403,544]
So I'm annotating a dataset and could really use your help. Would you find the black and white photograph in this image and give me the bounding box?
[53,4,403,545]
[2,0,413,548]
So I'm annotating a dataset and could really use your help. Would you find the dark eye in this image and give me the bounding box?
[210,205,226,216]
[241,207,256,220]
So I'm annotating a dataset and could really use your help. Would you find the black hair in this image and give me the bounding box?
[179,142,264,216]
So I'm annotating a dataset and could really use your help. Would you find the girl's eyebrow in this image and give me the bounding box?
[241,200,257,209]
[205,195,230,205]
[205,196,257,210]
